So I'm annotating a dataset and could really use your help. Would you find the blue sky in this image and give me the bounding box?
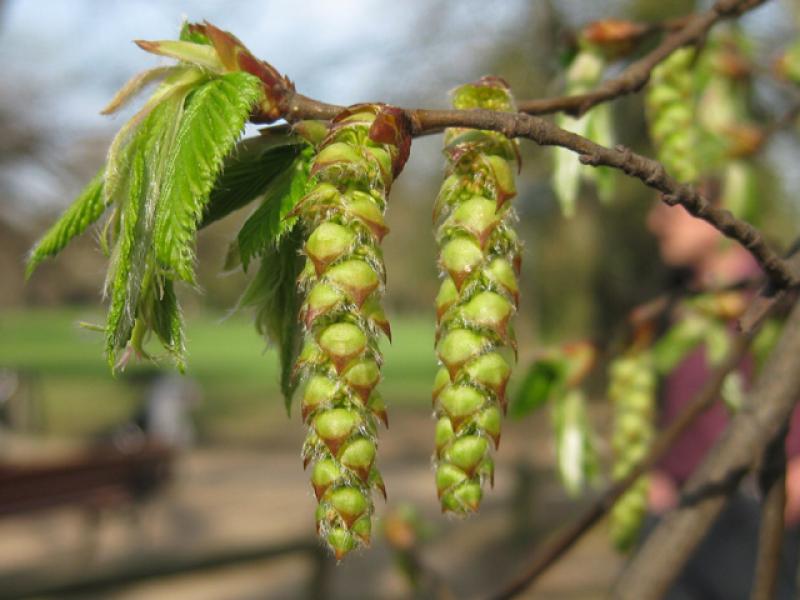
[0,0,526,132]
[1,0,798,219]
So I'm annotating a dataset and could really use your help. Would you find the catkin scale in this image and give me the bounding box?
[432,78,521,515]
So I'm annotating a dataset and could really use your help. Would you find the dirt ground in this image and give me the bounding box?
[0,408,623,599]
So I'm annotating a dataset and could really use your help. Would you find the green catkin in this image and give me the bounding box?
[294,105,401,559]
[432,77,521,515]
[645,48,699,184]
[608,353,656,552]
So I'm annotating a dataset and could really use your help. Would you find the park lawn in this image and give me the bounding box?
[0,308,438,440]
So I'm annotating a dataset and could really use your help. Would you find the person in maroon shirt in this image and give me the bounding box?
[645,201,800,599]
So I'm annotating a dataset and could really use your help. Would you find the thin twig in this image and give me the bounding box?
[613,299,800,600]
[750,424,788,600]
[515,0,768,117]
[488,332,754,600]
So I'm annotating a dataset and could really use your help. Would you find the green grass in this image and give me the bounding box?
[0,308,438,440]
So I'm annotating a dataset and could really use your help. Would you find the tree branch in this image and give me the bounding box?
[515,0,768,117]
[750,424,788,600]
[488,332,754,600]
[278,92,798,289]
[612,299,800,600]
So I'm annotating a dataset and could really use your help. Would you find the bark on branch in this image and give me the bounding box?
[612,299,800,600]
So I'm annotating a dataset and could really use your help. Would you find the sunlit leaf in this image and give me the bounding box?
[154,71,265,281]
[26,169,105,278]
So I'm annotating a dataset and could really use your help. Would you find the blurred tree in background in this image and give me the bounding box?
[4,0,800,598]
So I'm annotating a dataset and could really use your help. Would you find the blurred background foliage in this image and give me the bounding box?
[2,0,800,437]
[1,1,799,598]
[0,0,795,436]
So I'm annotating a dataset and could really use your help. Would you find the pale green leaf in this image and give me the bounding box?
[721,160,758,222]
[585,103,615,204]
[101,66,178,115]
[551,49,607,217]
[105,90,189,368]
[154,71,265,281]
[26,169,105,278]
[551,114,590,218]
[104,66,208,209]
[753,319,782,371]
[704,320,731,367]
[135,39,224,72]
[151,279,186,371]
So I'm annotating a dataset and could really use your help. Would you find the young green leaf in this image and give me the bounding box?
[104,66,208,209]
[134,39,225,72]
[105,89,190,368]
[239,226,306,412]
[510,356,567,419]
[179,21,212,45]
[26,170,105,278]
[150,279,186,371]
[237,145,314,271]
[753,319,781,371]
[101,66,178,116]
[154,71,265,281]
[200,133,304,228]
[105,147,148,366]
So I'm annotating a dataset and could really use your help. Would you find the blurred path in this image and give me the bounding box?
[0,408,622,599]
